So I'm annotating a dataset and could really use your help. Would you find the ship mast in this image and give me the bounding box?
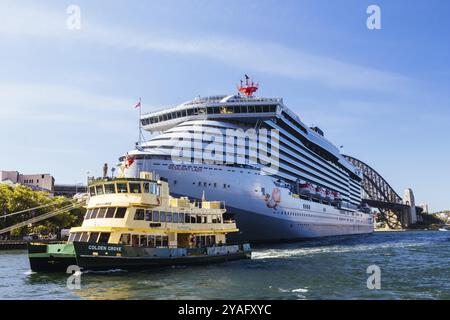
[237,74,259,97]
[136,98,145,147]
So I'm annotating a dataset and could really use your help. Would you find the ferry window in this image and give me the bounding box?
[166,213,173,222]
[96,185,104,195]
[89,187,96,196]
[88,232,100,243]
[104,183,116,194]
[117,183,128,193]
[132,235,139,246]
[73,233,82,242]
[200,236,206,247]
[90,208,99,219]
[162,236,168,247]
[114,207,127,219]
[140,235,148,247]
[145,210,152,221]
[143,182,150,193]
[134,209,145,220]
[120,234,131,245]
[160,212,166,222]
[152,211,160,222]
[197,215,202,224]
[148,235,155,247]
[68,233,76,242]
[105,207,116,218]
[173,213,179,223]
[97,208,107,219]
[130,182,141,193]
[80,232,89,242]
[156,235,162,247]
[248,105,255,113]
[86,210,93,219]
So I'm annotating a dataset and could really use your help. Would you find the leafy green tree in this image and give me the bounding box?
[0,184,85,237]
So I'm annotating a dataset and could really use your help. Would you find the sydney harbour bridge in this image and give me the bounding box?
[344,155,421,229]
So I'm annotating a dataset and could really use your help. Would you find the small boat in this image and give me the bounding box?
[438,228,449,232]
[298,183,315,195]
[333,191,342,201]
[315,186,326,199]
[324,190,335,202]
[28,171,251,272]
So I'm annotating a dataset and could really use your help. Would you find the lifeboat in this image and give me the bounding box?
[299,183,315,195]
[333,191,342,201]
[315,186,326,199]
[331,191,342,203]
[325,190,335,202]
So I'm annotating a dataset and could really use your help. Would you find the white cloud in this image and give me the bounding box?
[0,83,132,112]
[0,82,140,132]
[0,1,412,93]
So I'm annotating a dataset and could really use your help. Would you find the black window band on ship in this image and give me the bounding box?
[141,104,278,126]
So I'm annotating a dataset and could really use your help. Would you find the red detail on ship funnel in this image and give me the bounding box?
[238,75,259,97]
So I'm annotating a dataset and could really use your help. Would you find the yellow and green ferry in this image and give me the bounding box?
[28,171,251,272]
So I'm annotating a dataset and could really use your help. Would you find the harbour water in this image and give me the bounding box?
[0,231,449,300]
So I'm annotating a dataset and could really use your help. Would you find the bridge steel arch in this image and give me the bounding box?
[343,155,402,204]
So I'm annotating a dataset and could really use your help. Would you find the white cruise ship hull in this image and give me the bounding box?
[127,160,374,242]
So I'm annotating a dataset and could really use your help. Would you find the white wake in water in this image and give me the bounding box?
[252,239,434,260]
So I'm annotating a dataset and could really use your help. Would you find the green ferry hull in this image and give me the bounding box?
[28,242,252,272]
[28,243,77,273]
[73,242,251,272]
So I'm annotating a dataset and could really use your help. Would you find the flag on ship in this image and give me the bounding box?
[135,98,141,108]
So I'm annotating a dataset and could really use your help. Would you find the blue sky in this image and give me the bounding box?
[0,0,449,212]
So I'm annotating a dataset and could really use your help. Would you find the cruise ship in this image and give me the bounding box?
[122,77,374,242]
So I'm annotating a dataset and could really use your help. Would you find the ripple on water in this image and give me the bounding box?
[0,232,449,300]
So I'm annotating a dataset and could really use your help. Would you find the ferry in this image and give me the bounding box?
[28,170,251,272]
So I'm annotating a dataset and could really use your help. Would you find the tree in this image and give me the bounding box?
[0,184,85,237]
